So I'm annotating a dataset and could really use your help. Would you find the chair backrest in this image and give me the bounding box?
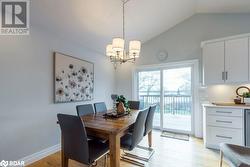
[57,114,89,164]
[94,102,107,113]
[128,101,140,110]
[111,94,118,101]
[144,105,157,136]
[76,104,95,116]
[131,108,149,149]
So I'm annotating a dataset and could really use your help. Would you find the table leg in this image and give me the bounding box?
[109,134,120,167]
[148,130,152,148]
[61,133,68,167]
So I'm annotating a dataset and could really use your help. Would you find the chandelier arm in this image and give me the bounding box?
[123,57,135,61]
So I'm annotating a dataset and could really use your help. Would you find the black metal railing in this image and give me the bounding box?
[139,94,192,115]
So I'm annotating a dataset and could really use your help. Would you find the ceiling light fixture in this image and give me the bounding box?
[106,0,141,68]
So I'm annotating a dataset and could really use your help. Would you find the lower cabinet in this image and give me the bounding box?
[203,107,244,149]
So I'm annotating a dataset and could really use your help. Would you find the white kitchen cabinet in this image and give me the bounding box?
[203,106,244,150]
[202,41,225,85]
[249,38,250,80]
[225,37,249,83]
[202,33,250,85]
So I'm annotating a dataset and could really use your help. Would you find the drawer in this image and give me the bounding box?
[206,107,243,117]
[206,126,244,147]
[207,115,243,129]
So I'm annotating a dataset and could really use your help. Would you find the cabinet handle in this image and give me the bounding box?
[225,71,228,80]
[216,135,232,139]
[222,72,225,80]
[216,111,232,114]
[216,120,232,124]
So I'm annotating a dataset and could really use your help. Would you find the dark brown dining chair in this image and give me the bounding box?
[120,108,149,166]
[128,101,140,110]
[57,114,109,167]
[94,102,107,113]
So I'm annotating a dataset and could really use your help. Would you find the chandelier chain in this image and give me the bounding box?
[122,0,130,39]
[123,1,125,40]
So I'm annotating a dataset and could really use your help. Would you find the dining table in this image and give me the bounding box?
[79,109,142,167]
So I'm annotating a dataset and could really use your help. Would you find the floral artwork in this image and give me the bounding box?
[54,52,94,103]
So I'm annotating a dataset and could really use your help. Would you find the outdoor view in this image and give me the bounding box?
[138,67,192,132]
[138,70,161,127]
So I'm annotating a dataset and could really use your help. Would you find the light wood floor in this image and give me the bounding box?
[28,130,229,167]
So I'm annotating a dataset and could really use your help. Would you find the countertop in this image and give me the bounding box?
[203,102,250,109]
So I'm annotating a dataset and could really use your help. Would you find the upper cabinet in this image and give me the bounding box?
[203,41,225,85]
[249,38,250,80]
[202,34,250,85]
[225,37,249,83]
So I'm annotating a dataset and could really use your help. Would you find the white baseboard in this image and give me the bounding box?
[19,144,61,166]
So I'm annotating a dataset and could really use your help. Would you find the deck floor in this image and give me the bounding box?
[154,113,191,131]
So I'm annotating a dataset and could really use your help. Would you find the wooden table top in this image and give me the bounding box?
[80,109,140,135]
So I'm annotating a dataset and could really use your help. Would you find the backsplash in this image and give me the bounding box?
[199,84,250,103]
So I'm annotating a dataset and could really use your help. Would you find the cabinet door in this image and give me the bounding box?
[249,38,250,80]
[203,41,225,85]
[225,37,249,83]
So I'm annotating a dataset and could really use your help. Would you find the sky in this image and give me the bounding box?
[139,67,191,93]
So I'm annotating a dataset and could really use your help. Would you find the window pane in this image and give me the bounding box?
[138,71,161,127]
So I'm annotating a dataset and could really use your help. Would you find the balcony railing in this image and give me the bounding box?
[139,94,192,115]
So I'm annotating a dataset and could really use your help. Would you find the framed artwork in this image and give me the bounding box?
[54,52,94,103]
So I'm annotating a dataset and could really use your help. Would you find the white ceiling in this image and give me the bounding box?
[196,0,250,13]
[31,0,250,54]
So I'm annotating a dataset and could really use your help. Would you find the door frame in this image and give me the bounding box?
[132,59,200,136]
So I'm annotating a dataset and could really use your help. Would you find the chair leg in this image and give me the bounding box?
[61,134,68,167]
[219,150,223,167]
[91,161,97,167]
[123,149,154,162]
[148,131,152,148]
[62,156,68,167]
[104,154,108,167]
[123,145,155,162]
[121,155,145,167]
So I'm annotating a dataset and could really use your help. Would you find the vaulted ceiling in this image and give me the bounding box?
[31,0,250,54]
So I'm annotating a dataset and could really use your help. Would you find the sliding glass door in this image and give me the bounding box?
[136,64,194,134]
[162,67,192,132]
[138,70,161,127]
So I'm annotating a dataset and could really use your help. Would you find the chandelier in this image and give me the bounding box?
[106,0,141,68]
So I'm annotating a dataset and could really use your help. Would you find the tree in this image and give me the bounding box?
[138,71,160,106]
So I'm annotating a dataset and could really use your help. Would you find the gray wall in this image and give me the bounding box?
[116,13,250,99]
[0,26,115,160]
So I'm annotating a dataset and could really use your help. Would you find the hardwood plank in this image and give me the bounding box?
[27,130,229,167]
